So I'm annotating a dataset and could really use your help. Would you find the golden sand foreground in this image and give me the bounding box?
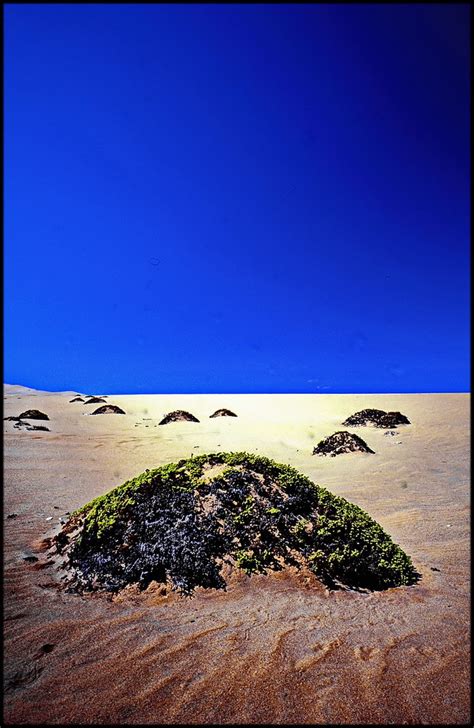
[3,385,470,724]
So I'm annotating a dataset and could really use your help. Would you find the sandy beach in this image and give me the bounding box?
[3,385,470,724]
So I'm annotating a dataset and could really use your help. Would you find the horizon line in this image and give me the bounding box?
[4,383,470,396]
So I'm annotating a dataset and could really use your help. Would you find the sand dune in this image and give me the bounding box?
[3,386,470,724]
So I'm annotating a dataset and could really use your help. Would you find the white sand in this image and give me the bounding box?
[4,385,470,724]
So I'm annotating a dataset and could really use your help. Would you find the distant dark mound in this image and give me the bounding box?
[313,431,375,457]
[383,411,410,426]
[209,409,238,418]
[90,405,126,415]
[54,452,418,596]
[83,397,107,405]
[159,410,200,424]
[18,410,49,421]
[342,409,410,428]
[70,397,85,403]
[4,416,22,421]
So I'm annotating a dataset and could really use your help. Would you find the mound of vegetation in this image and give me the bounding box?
[342,409,410,428]
[209,409,238,418]
[54,452,418,596]
[83,397,107,405]
[70,397,85,403]
[90,405,125,415]
[313,431,375,456]
[159,410,200,424]
[18,410,49,421]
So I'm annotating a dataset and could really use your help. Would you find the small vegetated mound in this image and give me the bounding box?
[90,405,126,415]
[83,397,107,405]
[54,452,418,597]
[70,397,85,403]
[159,410,200,424]
[313,431,374,457]
[209,408,238,418]
[342,409,410,428]
[18,410,49,421]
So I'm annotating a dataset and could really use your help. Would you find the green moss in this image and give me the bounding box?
[235,547,273,575]
[235,549,259,574]
[233,494,255,525]
[291,516,311,540]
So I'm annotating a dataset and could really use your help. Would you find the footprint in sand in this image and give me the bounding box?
[410,645,435,658]
[6,663,44,692]
[6,644,56,693]
[295,638,341,671]
[354,645,381,661]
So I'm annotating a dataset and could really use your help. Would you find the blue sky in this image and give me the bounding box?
[4,4,470,393]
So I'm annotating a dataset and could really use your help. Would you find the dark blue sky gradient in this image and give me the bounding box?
[4,4,470,393]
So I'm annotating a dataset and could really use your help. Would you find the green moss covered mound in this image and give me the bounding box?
[55,452,419,596]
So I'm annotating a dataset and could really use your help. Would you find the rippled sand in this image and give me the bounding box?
[4,386,470,724]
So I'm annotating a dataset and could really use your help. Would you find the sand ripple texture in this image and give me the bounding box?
[3,387,470,724]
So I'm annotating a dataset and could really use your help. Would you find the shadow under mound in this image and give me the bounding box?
[159,410,200,424]
[313,431,375,457]
[83,397,107,405]
[18,410,49,421]
[343,408,410,428]
[6,418,50,431]
[210,409,238,418]
[90,405,126,415]
[54,452,419,598]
